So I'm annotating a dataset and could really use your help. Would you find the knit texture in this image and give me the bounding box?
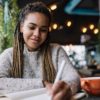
[0,44,80,94]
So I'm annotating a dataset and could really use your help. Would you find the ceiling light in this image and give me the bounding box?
[93,28,99,34]
[52,23,58,30]
[66,21,72,27]
[89,24,94,30]
[50,4,57,10]
[82,27,87,33]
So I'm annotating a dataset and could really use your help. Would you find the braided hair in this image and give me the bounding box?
[10,1,56,83]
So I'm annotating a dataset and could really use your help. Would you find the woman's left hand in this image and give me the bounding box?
[44,81,72,100]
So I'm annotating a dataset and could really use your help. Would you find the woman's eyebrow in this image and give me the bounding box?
[29,23,36,26]
[29,23,49,28]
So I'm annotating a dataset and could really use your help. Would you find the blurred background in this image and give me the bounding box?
[0,0,100,76]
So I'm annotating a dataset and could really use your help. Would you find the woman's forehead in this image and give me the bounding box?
[23,12,50,26]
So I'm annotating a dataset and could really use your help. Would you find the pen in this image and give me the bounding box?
[54,61,65,84]
[47,61,66,100]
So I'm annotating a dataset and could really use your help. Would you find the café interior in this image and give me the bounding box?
[0,0,100,99]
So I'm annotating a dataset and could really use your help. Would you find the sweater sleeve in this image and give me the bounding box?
[0,49,44,93]
[0,78,43,93]
[55,46,80,94]
[0,48,12,77]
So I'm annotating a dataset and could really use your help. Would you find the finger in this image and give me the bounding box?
[52,87,72,100]
[52,81,72,100]
[52,81,66,96]
[44,81,53,89]
[43,81,53,95]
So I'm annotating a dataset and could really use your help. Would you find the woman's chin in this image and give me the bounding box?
[26,44,39,51]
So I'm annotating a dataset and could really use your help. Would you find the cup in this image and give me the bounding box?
[80,77,100,96]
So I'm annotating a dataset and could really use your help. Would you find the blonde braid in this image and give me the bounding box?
[42,45,56,83]
[10,26,24,78]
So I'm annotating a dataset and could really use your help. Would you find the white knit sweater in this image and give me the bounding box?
[0,44,80,94]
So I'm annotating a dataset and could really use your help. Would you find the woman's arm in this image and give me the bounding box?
[0,48,44,93]
[43,45,80,100]
[0,78,43,93]
[56,46,80,94]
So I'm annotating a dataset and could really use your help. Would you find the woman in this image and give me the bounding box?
[0,1,80,100]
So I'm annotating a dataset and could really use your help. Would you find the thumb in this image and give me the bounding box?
[44,81,53,89]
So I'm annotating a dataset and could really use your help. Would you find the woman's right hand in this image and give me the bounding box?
[44,81,73,100]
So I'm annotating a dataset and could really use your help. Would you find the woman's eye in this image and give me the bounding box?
[40,29,48,32]
[29,26,35,30]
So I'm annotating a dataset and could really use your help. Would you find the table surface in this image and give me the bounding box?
[0,96,100,100]
[78,69,100,77]
[81,95,100,100]
[0,93,100,100]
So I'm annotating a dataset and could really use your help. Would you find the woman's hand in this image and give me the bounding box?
[44,81,73,100]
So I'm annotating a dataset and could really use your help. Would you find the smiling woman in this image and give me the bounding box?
[20,12,49,51]
[0,1,80,100]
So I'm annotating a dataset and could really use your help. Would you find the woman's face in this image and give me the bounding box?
[20,12,50,51]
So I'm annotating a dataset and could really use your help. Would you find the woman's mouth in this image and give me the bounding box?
[30,38,39,44]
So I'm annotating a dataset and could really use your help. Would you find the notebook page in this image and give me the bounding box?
[5,88,46,100]
[21,93,51,100]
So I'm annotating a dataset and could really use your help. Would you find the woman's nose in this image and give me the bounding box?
[33,28,40,37]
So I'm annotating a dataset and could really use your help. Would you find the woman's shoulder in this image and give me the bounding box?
[0,48,13,63]
[50,43,64,51]
[0,47,13,56]
[49,43,66,55]
[2,47,13,53]
[50,43,62,49]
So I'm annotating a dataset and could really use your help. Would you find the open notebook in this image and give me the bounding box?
[4,88,51,100]
[2,88,86,100]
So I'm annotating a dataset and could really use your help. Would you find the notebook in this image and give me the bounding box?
[5,88,50,100]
